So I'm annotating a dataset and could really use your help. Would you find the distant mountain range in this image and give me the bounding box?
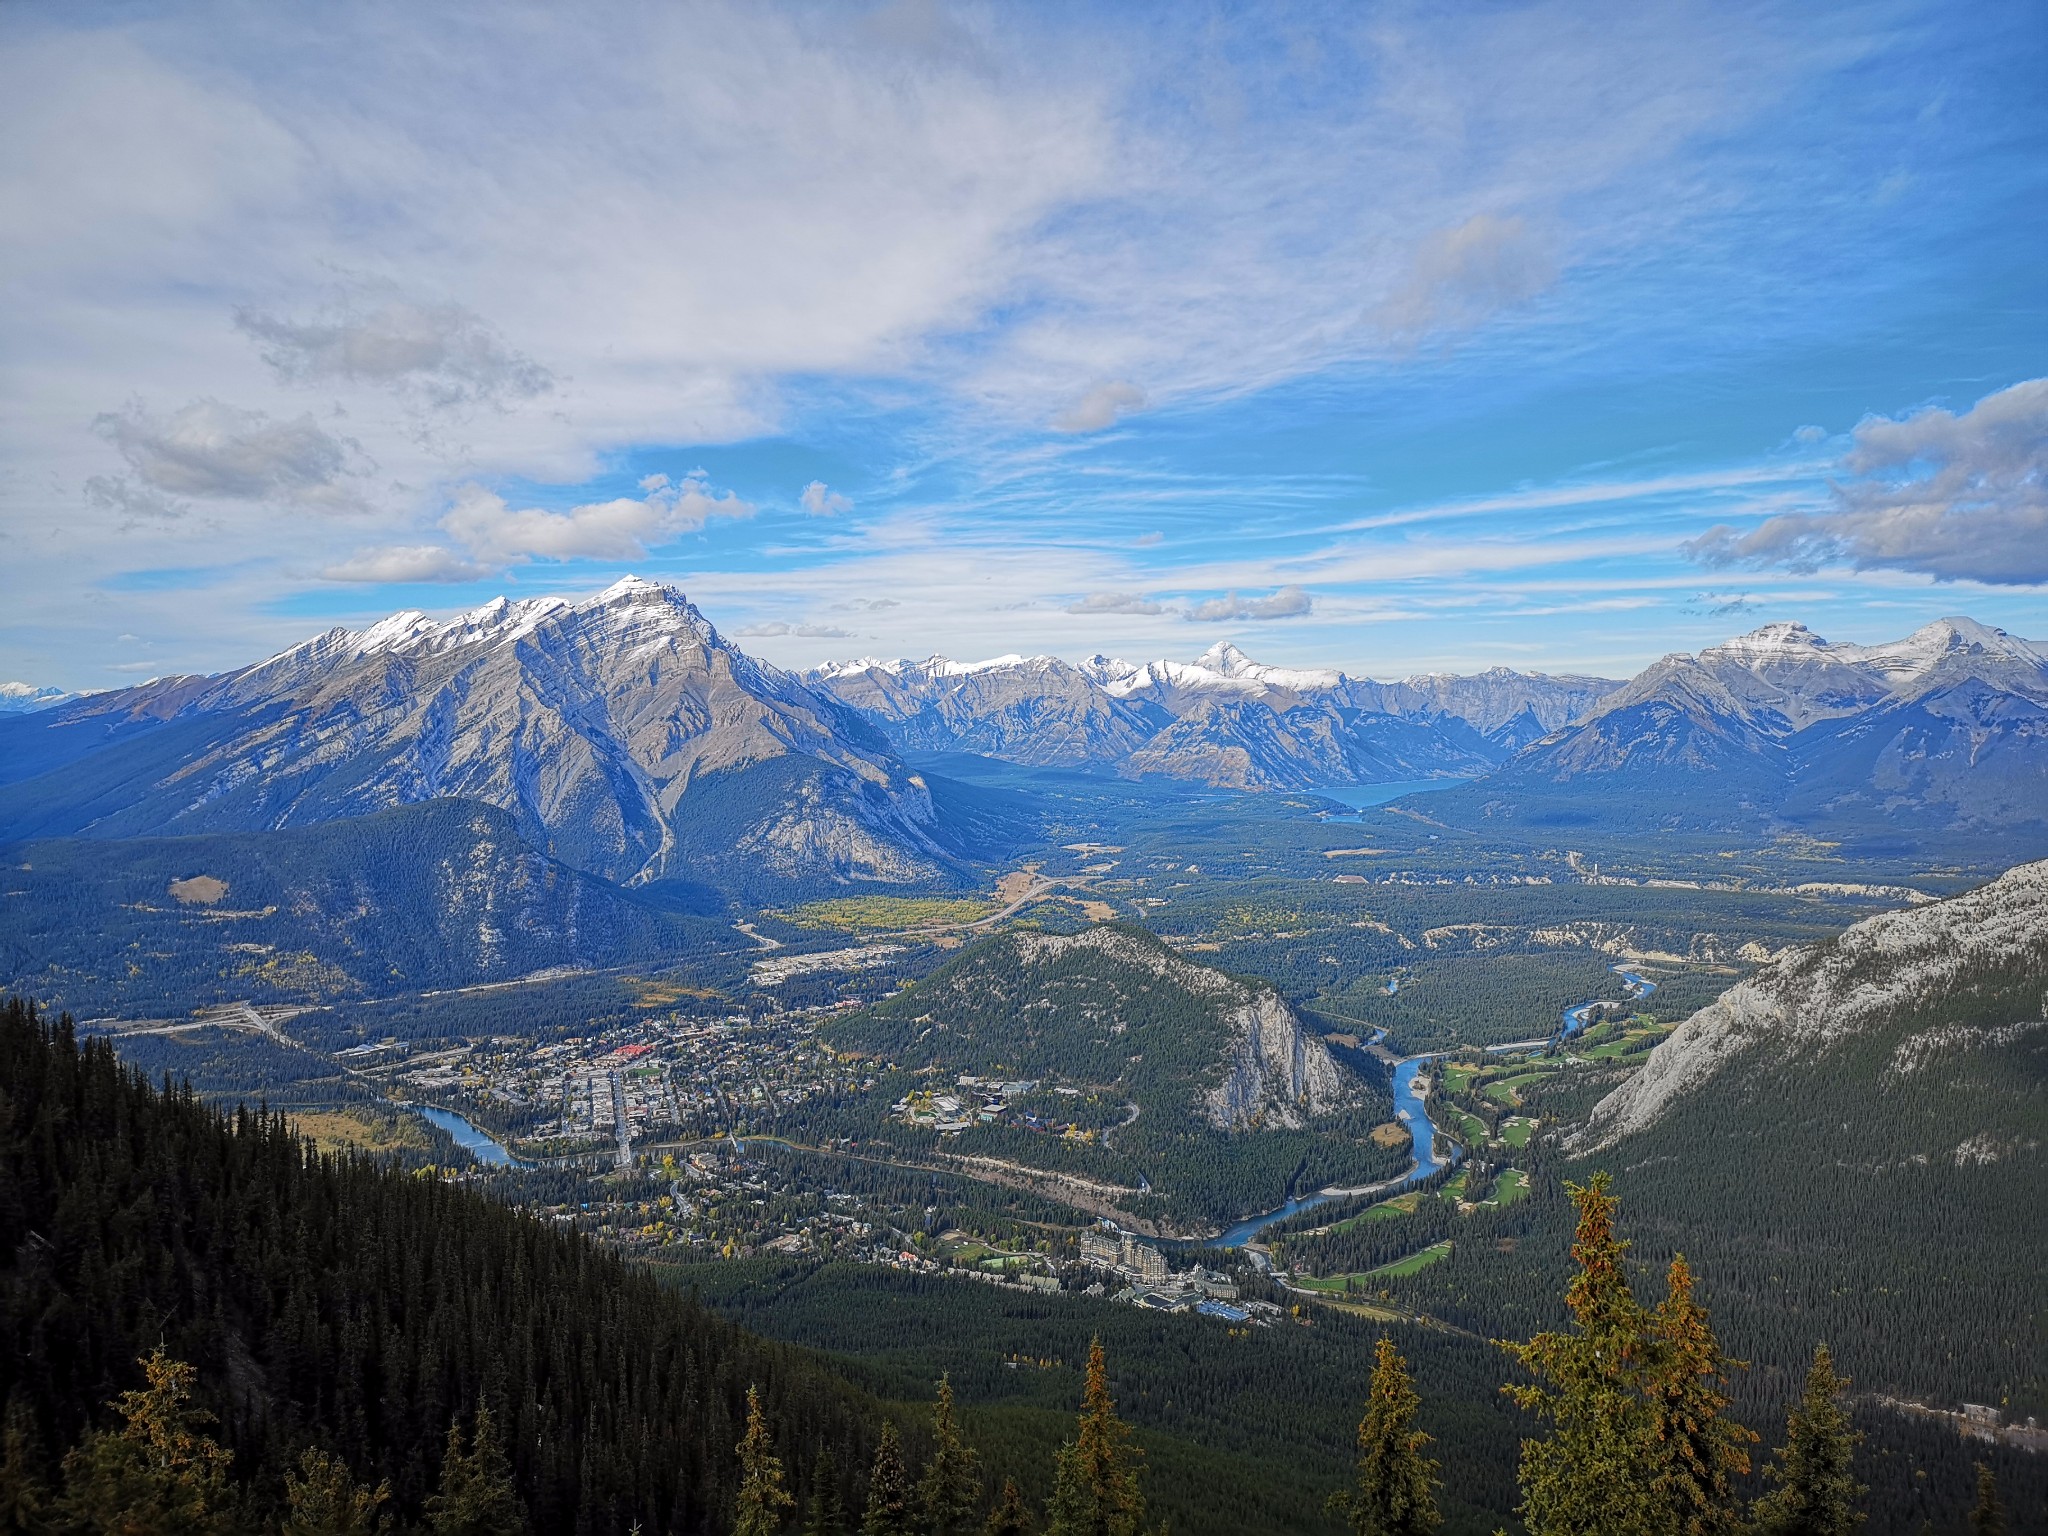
[811,616,2048,836]
[1459,617,2048,834]
[808,642,1615,789]
[4,587,2042,894]
[0,682,76,715]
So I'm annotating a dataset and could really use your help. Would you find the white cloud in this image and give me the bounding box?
[90,397,369,514]
[236,291,552,411]
[1686,378,2048,585]
[1052,381,1146,433]
[799,480,852,517]
[734,620,855,639]
[1186,585,1313,621]
[1065,590,1163,615]
[322,545,488,583]
[442,473,753,565]
[1380,214,1556,338]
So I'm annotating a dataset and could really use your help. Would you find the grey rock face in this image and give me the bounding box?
[1204,987,1350,1131]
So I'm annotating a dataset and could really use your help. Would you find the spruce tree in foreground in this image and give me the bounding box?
[1046,1337,1147,1536]
[1502,1174,1660,1536]
[58,1348,236,1536]
[985,1478,1031,1536]
[425,1405,527,1536]
[860,1421,912,1536]
[1751,1345,1864,1536]
[1645,1254,1754,1535]
[283,1446,391,1536]
[1328,1336,1440,1536]
[733,1387,796,1536]
[918,1375,984,1536]
[1967,1463,2006,1536]
[802,1447,846,1536]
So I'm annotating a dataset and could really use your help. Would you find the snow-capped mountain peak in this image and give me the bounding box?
[1841,616,2048,682]
[23,576,943,889]
[1699,620,1836,666]
[0,682,78,715]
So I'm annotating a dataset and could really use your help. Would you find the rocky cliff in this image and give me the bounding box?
[1575,857,2048,1151]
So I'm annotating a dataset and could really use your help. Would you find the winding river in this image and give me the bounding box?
[1212,1051,1455,1247]
[1212,964,1659,1247]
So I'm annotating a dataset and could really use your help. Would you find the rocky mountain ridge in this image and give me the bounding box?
[1484,617,2048,830]
[808,640,1617,789]
[1576,857,2048,1151]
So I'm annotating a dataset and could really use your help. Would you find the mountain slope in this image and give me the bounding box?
[0,578,953,891]
[1576,858,2048,1153]
[809,653,1164,765]
[1563,861,2047,1415]
[0,682,76,715]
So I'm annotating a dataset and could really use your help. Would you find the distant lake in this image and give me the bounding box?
[1309,779,1467,812]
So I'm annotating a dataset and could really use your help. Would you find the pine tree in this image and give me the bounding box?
[1327,1336,1440,1536]
[918,1376,983,1536]
[733,1387,797,1536]
[1967,1463,2005,1536]
[1645,1255,1754,1535]
[1045,1338,1146,1536]
[426,1405,528,1536]
[283,1446,390,1536]
[861,1422,911,1536]
[802,1448,846,1536]
[58,1348,236,1536]
[1751,1346,1864,1536]
[1501,1173,1660,1536]
[0,1403,50,1536]
[984,1479,1031,1536]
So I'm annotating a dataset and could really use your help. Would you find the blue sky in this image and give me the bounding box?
[2,0,2043,689]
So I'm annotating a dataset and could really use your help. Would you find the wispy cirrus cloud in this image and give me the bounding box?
[733,620,855,640]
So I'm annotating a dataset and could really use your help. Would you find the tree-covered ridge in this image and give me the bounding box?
[0,802,734,1017]
[823,925,1401,1228]
[0,999,881,1533]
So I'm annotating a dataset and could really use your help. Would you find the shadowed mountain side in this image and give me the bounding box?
[0,800,736,1015]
